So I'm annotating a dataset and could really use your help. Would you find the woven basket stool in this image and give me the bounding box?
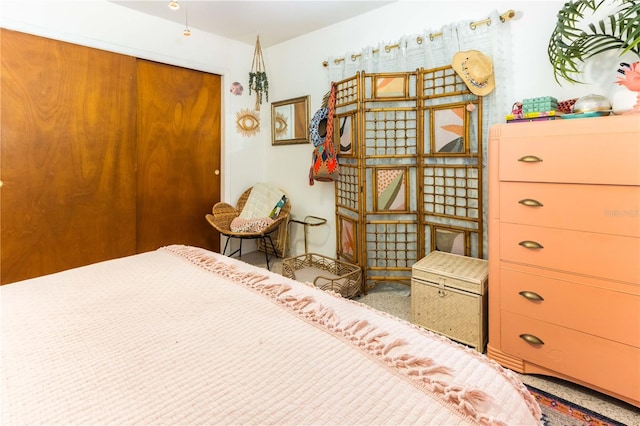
[282,253,362,299]
[411,251,488,352]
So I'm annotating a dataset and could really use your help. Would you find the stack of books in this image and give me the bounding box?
[505,110,564,123]
[506,97,565,123]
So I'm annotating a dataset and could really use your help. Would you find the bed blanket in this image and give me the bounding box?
[1,245,541,425]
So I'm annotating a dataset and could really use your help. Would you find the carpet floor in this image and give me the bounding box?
[527,385,626,426]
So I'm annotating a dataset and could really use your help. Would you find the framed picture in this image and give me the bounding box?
[335,113,355,156]
[432,105,466,154]
[374,75,406,98]
[374,167,408,212]
[271,95,310,145]
[433,227,466,255]
[338,216,357,262]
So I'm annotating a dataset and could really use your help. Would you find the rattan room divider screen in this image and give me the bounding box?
[333,66,485,292]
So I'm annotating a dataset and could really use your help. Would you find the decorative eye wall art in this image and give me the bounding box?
[273,110,288,138]
[236,108,260,137]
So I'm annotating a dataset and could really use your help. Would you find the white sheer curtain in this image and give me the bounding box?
[327,10,513,125]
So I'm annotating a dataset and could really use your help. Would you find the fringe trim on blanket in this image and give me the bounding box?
[341,295,541,422]
[161,245,536,424]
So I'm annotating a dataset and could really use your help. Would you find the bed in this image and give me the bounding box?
[1,245,541,425]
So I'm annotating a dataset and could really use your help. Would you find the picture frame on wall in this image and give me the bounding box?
[271,95,310,145]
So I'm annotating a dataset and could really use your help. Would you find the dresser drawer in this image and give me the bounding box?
[499,182,640,237]
[499,267,640,347]
[499,223,640,284]
[501,311,640,403]
[498,137,640,186]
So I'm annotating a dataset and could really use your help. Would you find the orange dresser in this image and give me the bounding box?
[487,115,640,407]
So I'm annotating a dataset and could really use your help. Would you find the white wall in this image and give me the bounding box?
[2,0,631,258]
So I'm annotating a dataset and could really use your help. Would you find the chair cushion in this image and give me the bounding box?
[238,183,286,219]
[230,217,275,233]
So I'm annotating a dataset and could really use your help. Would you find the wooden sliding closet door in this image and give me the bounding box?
[0,29,138,284]
[135,60,221,253]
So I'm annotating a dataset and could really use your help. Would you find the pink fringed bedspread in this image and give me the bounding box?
[1,245,541,425]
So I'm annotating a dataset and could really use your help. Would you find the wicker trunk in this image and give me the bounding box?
[411,251,488,352]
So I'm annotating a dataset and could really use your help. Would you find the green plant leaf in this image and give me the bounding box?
[548,0,640,85]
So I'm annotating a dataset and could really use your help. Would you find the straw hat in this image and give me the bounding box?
[451,50,495,96]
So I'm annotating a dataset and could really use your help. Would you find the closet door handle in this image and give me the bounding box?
[520,334,544,345]
[519,290,544,301]
[518,155,543,163]
[518,198,543,207]
[518,240,544,249]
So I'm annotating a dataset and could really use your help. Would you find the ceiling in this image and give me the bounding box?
[110,1,395,47]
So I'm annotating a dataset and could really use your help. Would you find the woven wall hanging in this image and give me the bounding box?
[249,35,268,111]
[236,108,260,137]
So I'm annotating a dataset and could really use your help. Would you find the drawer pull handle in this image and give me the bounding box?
[518,198,543,207]
[519,334,544,345]
[518,240,544,249]
[519,290,544,301]
[518,155,543,163]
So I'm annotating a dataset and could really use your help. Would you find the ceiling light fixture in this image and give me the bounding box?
[183,1,191,37]
[168,1,179,11]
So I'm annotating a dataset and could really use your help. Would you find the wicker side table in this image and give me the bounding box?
[411,251,488,352]
[282,253,362,298]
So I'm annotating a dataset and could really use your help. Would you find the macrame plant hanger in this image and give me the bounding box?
[249,35,268,111]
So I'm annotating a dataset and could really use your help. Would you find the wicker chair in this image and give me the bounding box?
[205,187,291,270]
